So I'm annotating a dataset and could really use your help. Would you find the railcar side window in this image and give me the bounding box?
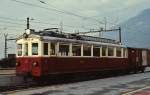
[17,44,22,56]
[108,47,114,56]
[116,47,122,57]
[24,44,28,56]
[102,46,107,56]
[123,48,125,58]
[32,43,38,55]
[93,46,100,57]
[126,49,128,58]
[83,45,91,56]
[50,43,56,55]
[59,44,69,56]
[43,43,48,55]
[72,45,81,56]
[124,48,128,58]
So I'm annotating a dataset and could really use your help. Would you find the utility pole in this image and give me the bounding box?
[4,34,8,58]
[98,17,106,38]
[60,21,63,34]
[119,27,121,43]
[104,17,107,32]
[27,17,30,29]
[4,34,16,58]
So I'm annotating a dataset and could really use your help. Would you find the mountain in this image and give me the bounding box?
[121,8,150,49]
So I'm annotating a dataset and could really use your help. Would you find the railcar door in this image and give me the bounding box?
[142,50,147,66]
[128,48,141,71]
[128,48,136,65]
[148,50,150,66]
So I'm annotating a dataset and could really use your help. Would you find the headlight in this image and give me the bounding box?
[16,62,20,66]
[33,62,38,67]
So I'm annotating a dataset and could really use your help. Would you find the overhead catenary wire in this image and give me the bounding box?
[0,16,25,22]
[0,16,54,25]
[0,15,119,41]
[2,0,116,32]
[10,0,85,18]
[10,0,104,25]
[36,0,105,24]
[0,15,91,30]
[0,19,25,26]
[3,0,121,31]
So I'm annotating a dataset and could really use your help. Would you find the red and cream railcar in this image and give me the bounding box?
[16,29,145,77]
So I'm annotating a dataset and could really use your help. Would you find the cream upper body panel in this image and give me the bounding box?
[16,35,42,57]
[16,33,128,58]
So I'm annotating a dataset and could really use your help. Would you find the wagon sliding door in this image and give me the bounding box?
[128,48,141,69]
[142,50,147,66]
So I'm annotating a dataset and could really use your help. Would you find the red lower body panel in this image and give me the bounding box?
[41,57,128,77]
[16,57,129,77]
[16,57,41,76]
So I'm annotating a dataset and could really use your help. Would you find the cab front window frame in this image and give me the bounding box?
[17,44,22,56]
[32,43,38,55]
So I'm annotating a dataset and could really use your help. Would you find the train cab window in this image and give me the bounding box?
[43,43,48,55]
[116,47,122,57]
[32,43,38,55]
[108,47,114,56]
[102,46,107,56]
[50,43,56,55]
[24,44,28,56]
[93,46,100,57]
[83,45,91,56]
[72,45,81,56]
[59,44,69,56]
[17,44,22,56]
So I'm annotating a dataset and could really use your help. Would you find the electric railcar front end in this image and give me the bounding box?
[16,34,43,77]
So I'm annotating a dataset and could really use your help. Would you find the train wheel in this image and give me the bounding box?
[141,67,145,73]
[133,69,138,74]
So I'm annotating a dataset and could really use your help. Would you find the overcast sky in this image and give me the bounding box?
[0,0,150,32]
[0,0,150,58]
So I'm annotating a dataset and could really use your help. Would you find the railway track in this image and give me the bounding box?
[1,70,150,93]
[0,80,35,92]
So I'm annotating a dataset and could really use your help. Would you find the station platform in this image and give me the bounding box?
[0,68,24,87]
[0,68,16,75]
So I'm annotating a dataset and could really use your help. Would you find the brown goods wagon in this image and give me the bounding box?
[147,49,150,66]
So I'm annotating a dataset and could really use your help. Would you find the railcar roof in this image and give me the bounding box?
[17,30,126,47]
[42,36,126,47]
